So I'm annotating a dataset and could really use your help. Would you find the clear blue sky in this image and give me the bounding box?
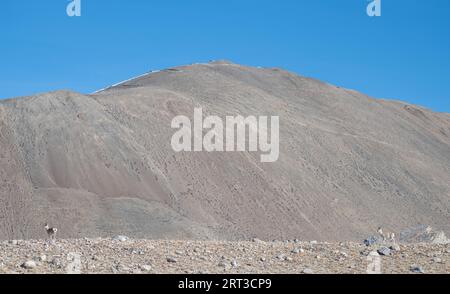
[1,0,449,112]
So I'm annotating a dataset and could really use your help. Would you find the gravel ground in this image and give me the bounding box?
[0,238,448,274]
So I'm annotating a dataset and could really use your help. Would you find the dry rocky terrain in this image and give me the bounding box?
[0,237,448,274]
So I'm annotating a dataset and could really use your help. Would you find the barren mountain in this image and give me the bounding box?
[1,61,449,241]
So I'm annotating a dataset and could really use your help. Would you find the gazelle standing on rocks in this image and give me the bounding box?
[377,227,396,243]
[44,223,58,240]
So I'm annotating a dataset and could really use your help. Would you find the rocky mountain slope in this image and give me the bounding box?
[0,61,449,241]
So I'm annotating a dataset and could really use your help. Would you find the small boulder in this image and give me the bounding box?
[291,248,304,254]
[432,257,442,263]
[112,235,129,242]
[410,266,425,274]
[377,247,391,256]
[21,260,37,269]
[140,265,152,272]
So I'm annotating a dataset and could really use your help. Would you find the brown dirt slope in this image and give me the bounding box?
[0,61,449,241]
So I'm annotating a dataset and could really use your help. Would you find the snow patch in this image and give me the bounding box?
[92,70,160,94]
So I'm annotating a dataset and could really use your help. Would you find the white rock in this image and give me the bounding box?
[22,260,37,269]
[302,268,314,274]
[140,265,152,271]
[291,248,304,254]
[112,235,129,242]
